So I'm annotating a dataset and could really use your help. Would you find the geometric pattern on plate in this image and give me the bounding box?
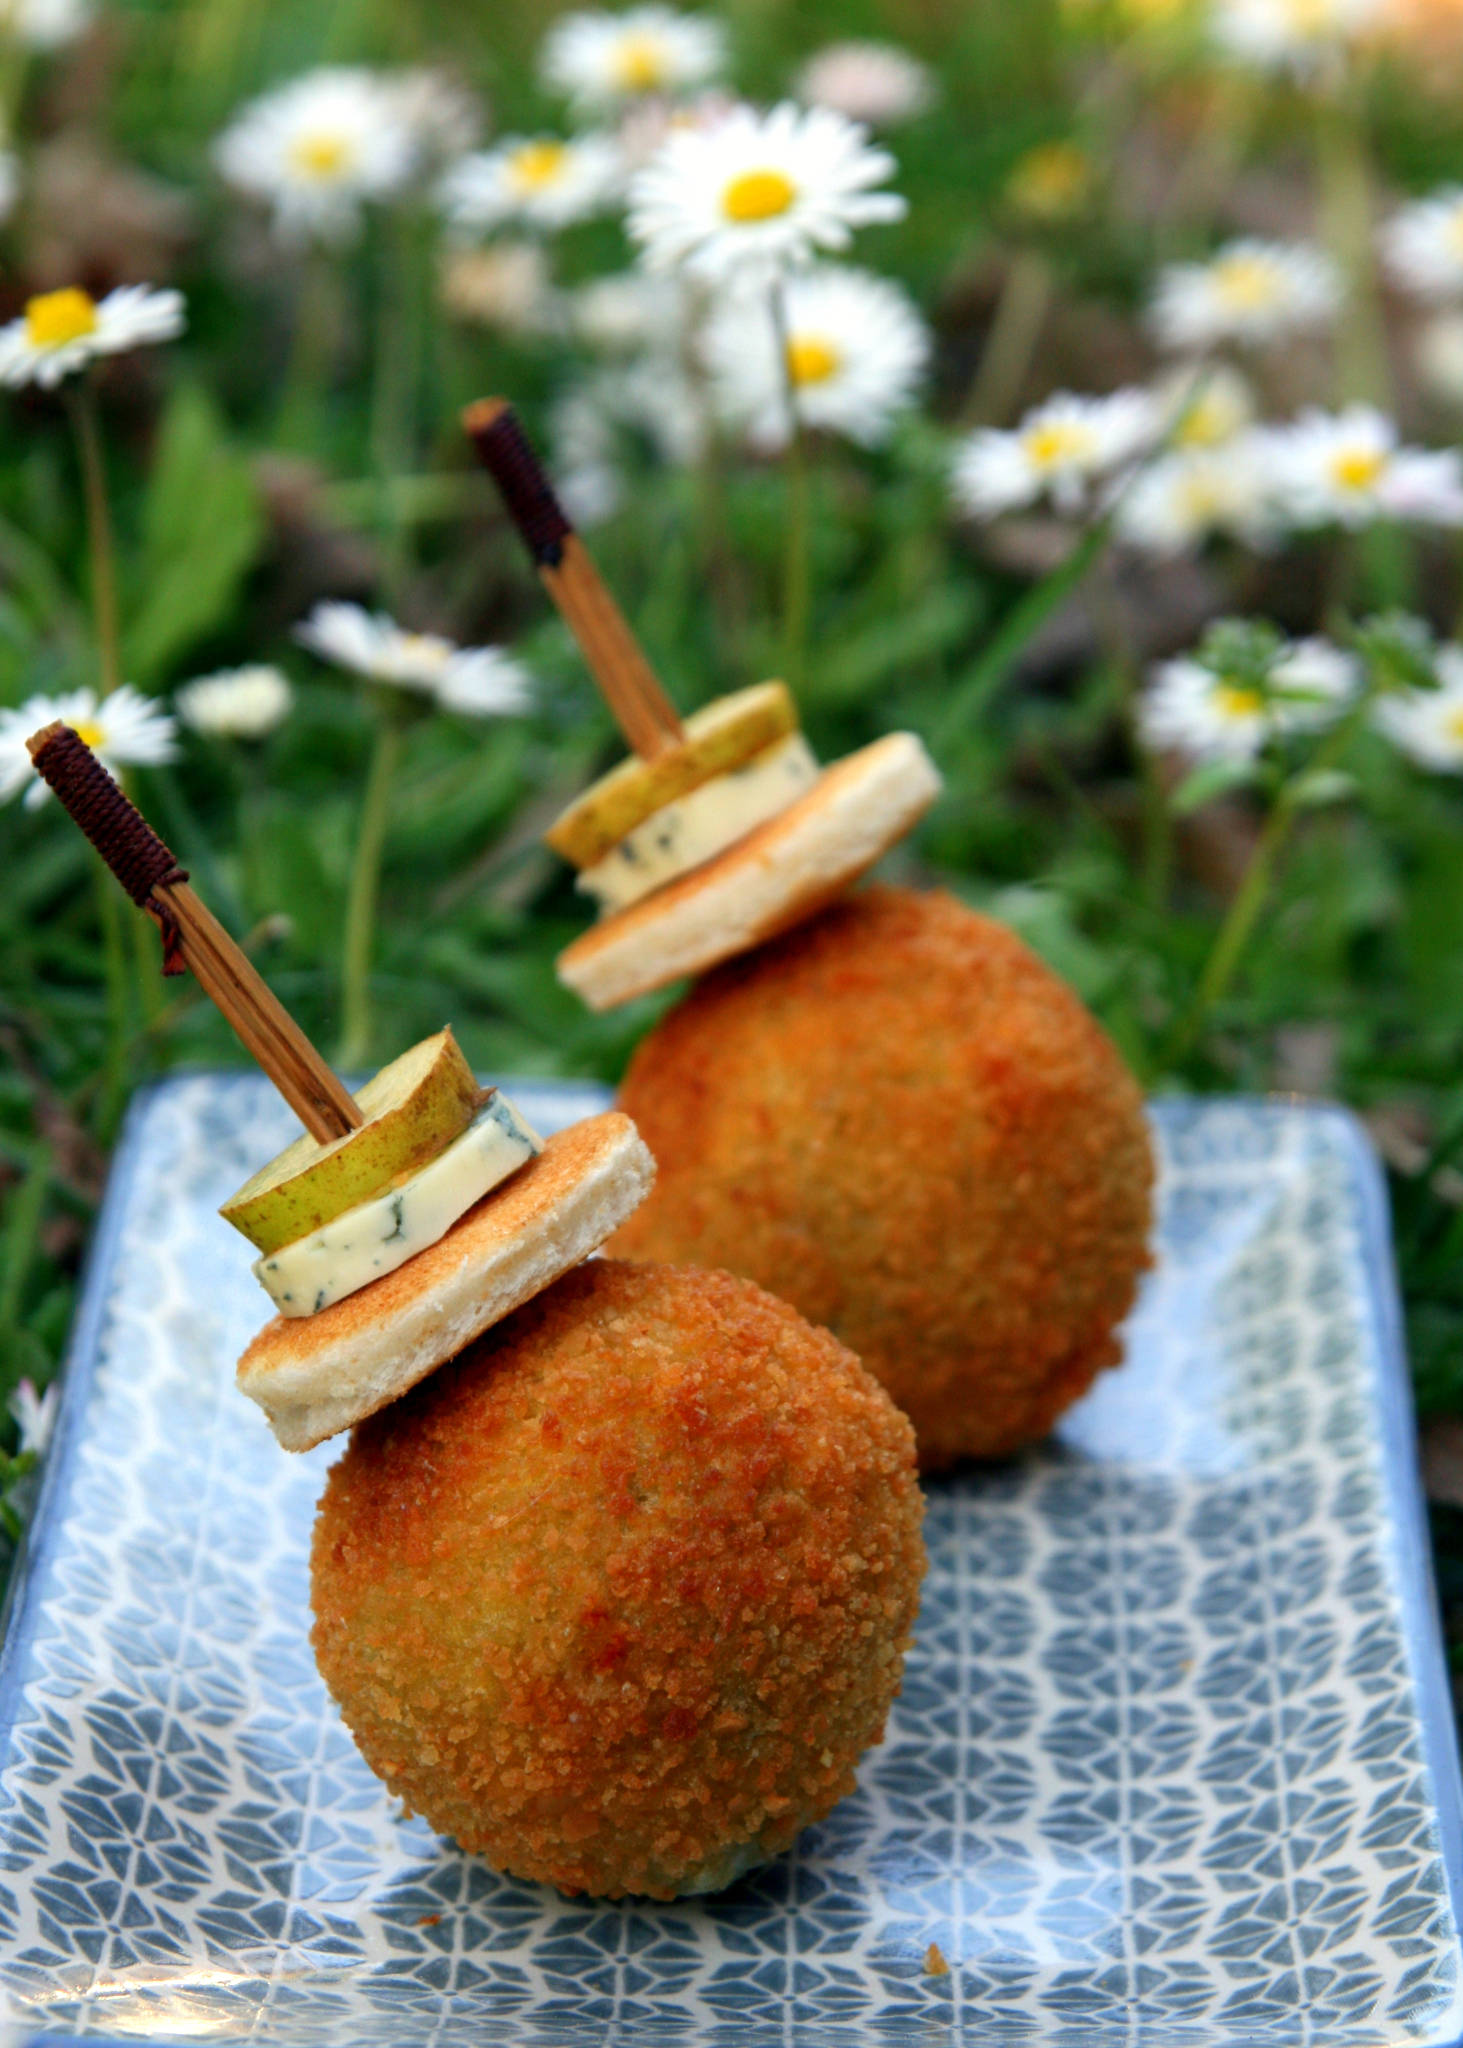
[0,1076,1458,2047]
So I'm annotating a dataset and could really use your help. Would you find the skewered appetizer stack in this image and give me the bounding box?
[30,722,925,1901]
[470,402,1155,1471]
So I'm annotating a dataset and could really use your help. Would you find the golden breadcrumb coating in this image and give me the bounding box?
[610,887,1154,1468]
[310,1259,925,1900]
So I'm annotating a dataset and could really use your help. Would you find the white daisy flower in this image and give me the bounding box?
[1149,239,1341,353]
[551,353,712,528]
[1157,363,1257,449]
[7,1378,56,1457]
[614,86,738,172]
[794,41,933,127]
[952,388,1160,521]
[1374,646,1463,769]
[440,133,622,236]
[434,647,534,718]
[176,665,293,740]
[627,101,905,285]
[214,68,417,246]
[0,685,177,809]
[1139,635,1357,763]
[390,68,484,168]
[703,263,927,449]
[440,242,556,336]
[295,602,531,717]
[1382,187,1463,304]
[0,284,184,390]
[1267,405,1463,527]
[1269,636,1363,728]
[1141,655,1272,763]
[552,389,625,527]
[1210,0,1388,75]
[543,7,727,114]
[572,270,689,353]
[1118,437,1274,553]
[0,0,89,48]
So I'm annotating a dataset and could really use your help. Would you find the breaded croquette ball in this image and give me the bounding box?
[310,1259,925,1900]
[610,887,1154,1469]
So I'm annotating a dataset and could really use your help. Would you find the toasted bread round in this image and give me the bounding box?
[237,1112,654,1452]
[555,733,942,1012]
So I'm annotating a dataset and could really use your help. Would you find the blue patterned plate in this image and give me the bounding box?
[0,1078,1460,2047]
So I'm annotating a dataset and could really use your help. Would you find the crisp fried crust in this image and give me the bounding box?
[237,1113,654,1452]
[310,1260,926,1900]
[610,887,1155,1469]
[556,733,942,1011]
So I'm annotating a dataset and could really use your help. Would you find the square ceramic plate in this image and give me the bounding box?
[0,1077,1459,2048]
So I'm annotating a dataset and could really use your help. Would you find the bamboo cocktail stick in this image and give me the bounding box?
[463,397,685,761]
[27,722,362,1144]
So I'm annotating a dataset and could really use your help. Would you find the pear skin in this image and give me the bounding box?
[220,1028,482,1255]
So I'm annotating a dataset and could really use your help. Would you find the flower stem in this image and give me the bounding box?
[935,511,1114,750]
[1162,783,1298,1072]
[1313,88,1390,410]
[67,380,122,698]
[277,251,340,454]
[770,281,811,691]
[338,699,403,1071]
[961,249,1052,428]
[370,204,421,608]
[1161,709,1362,1068]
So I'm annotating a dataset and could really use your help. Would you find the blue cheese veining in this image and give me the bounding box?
[576,734,820,915]
[254,1091,542,1317]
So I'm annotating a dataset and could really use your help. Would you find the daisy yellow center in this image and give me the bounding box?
[722,169,797,224]
[510,142,570,192]
[614,33,668,90]
[1447,709,1463,742]
[1211,255,1281,313]
[1178,473,1226,519]
[24,288,98,350]
[786,335,841,387]
[1175,393,1236,448]
[290,131,354,182]
[1214,683,1264,720]
[1023,420,1096,471]
[1009,142,1089,218]
[72,719,105,748]
[1283,0,1332,30]
[397,633,450,669]
[1448,207,1463,258]
[1332,446,1386,491]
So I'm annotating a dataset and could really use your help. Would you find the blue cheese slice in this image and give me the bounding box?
[254,1091,542,1318]
[577,733,820,915]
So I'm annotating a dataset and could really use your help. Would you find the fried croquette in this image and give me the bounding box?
[310,1258,926,1900]
[609,886,1154,1469]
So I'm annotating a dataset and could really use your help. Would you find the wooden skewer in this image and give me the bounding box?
[463,396,685,762]
[26,722,362,1144]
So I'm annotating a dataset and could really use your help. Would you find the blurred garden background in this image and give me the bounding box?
[3,0,1463,1667]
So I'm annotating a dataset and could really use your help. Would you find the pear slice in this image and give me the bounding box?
[221,1028,482,1255]
[545,681,799,871]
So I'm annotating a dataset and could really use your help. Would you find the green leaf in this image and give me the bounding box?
[811,585,980,710]
[123,384,264,685]
[1288,768,1357,810]
[1170,758,1259,814]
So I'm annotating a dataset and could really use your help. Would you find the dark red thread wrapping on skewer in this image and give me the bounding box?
[27,722,191,973]
[465,401,572,567]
